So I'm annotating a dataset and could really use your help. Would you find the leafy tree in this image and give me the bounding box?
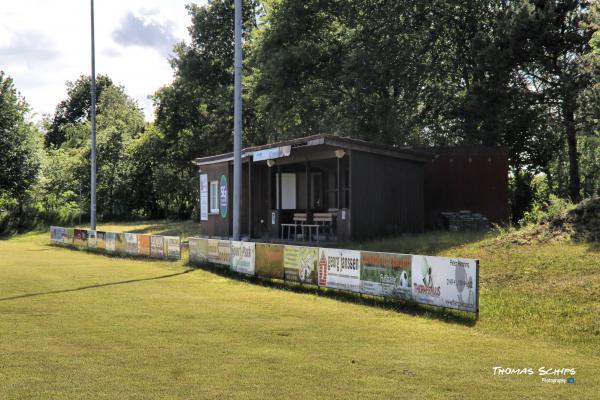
[153,0,261,217]
[45,74,114,148]
[40,77,145,221]
[0,71,42,231]
[501,1,592,202]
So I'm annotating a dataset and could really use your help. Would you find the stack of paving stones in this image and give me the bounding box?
[440,210,490,232]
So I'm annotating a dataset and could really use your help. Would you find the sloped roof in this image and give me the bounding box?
[194,134,430,166]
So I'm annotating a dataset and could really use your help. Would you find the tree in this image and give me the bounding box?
[0,71,42,230]
[502,1,592,203]
[153,0,261,218]
[45,74,114,148]
[40,77,145,221]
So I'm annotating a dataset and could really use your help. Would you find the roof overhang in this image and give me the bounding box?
[194,134,430,166]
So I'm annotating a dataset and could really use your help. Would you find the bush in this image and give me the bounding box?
[520,194,575,226]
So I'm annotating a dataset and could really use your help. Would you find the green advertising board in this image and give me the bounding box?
[256,243,284,279]
[359,251,412,298]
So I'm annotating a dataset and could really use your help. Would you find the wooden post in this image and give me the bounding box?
[277,163,282,210]
[305,160,310,214]
[248,158,252,238]
[337,156,341,209]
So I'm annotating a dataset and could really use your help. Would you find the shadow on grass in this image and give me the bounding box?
[193,262,478,327]
[0,269,196,302]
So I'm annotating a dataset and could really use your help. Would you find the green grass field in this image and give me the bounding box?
[0,222,598,399]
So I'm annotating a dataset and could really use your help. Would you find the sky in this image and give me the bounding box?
[1,0,207,121]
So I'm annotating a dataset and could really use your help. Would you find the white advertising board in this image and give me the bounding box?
[230,241,255,275]
[411,255,478,313]
[164,236,181,260]
[125,233,138,256]
[105,232,116,252]
[87,230,97,250]
[150,235,164,258]
[317,248,361,292]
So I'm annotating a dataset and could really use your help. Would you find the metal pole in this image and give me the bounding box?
[90,0,97,230]
[232,0,242,240]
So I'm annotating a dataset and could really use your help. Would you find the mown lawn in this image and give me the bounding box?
[0,223,598,399]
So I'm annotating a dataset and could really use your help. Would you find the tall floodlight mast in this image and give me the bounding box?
[90,0,97,230]
[232,0,242,240]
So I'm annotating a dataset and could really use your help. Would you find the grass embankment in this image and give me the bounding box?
[0,222,598,399]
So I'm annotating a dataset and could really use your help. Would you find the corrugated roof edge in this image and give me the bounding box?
[194,134,431,166]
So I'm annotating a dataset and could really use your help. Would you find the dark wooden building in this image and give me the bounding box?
[194,134,508,241]
[422,146,509,228]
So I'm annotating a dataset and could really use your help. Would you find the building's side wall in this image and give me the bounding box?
[423,147,509,227]
[198,161,231,238]
[350,151,425,240]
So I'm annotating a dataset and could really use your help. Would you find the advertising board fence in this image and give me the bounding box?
[49,226,478,314]
[186,237,479,315]
[50,227,181,261]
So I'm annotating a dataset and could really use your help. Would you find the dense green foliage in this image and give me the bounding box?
[0,72,42,232]
[1,0,599,230]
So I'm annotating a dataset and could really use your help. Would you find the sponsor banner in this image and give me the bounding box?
[66,228,74,245]
[252,145,291,162]
[207,239,220,264]
[318,248,361,292]
[210,240,230,266]
[73,229,83,246]
[116,233,126,253]
[188,237,208,264]
[50,226,62,242]
[411,255,478,313]
[219,175,228,219]
[231,241,255,275]
[284,245,318,284]
[88,230,97,250]
[105,232,117,252]
[360,251,412,298]
[51,226,65,243]
[125,233,138,256]
[138,234,151,257]
[96,231,106,250]
[81,229,89,246]
[255,243,284,279]
[200,174,208,221]
[164,236,181,260]
[150,235,164,258]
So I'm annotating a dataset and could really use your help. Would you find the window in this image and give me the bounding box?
[210,181,219,214]
[275,173,297,210]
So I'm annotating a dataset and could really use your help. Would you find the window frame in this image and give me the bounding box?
[209,180,219,214]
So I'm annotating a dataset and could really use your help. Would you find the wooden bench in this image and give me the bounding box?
[311,212,335,241]
[281,213,310,240]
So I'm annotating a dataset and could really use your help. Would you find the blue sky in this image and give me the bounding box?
[1,0,207,121]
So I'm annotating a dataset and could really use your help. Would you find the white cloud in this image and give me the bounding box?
[0,0,202,121]
[112,12,177,57]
